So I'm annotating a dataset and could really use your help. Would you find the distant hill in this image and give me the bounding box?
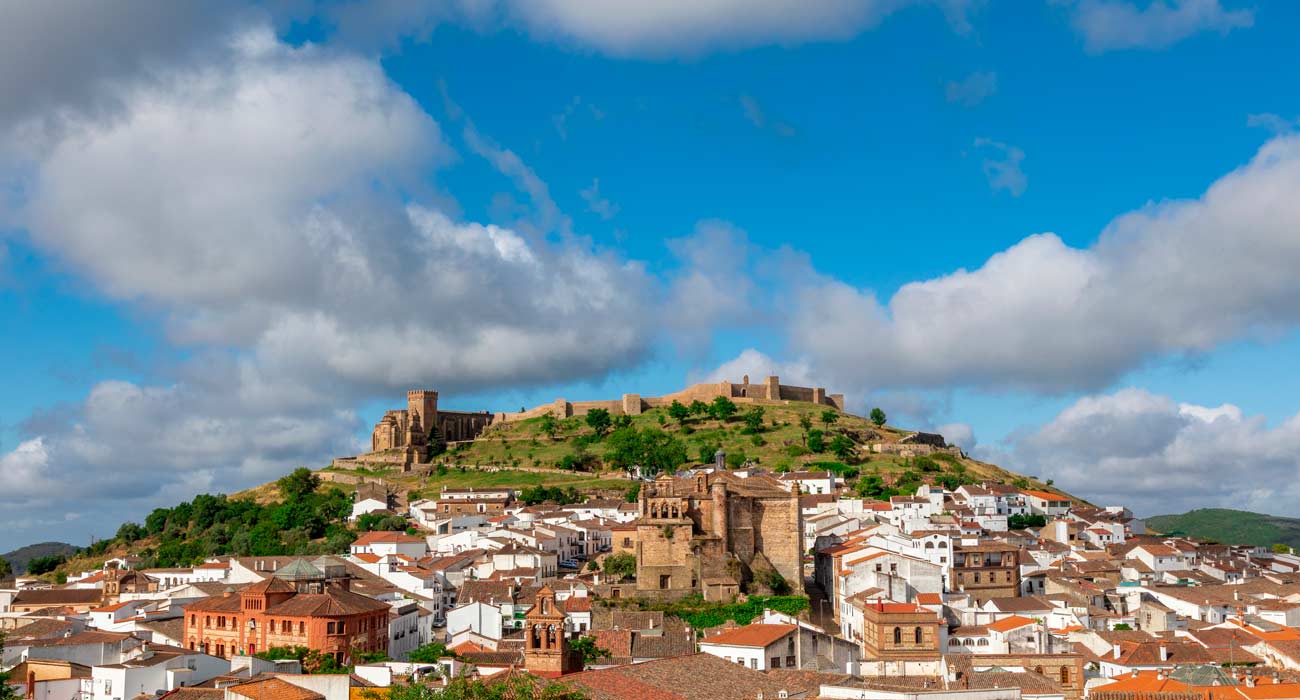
[2,541,77,574]
[1146,509,1300,549]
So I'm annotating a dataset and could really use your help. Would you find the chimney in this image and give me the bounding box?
[1113,643,1122,660]
[1158,643,1167,662]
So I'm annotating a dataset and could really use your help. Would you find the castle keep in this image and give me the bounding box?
[369,390,494,465]
[634,470,803,600]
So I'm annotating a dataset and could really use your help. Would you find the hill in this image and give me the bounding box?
[1146,509,1300,549]
[2,541,77,574]
[42,398,1081,579]
[327,399,1077,504]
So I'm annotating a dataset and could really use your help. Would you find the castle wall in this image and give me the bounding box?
[436,411,493,443]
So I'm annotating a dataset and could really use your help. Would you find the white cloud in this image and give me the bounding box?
[580,179,620,220]
[738,95,796,137]
[984,388,1300,517]
[1248,113,1299,135]
[785,134,1300,394]
[935,422,976,452]
[0,22,668,546]
[499,0,975,58]
[974,138,1028,196]
[698,348,816,387]
[945,71,997,107]
[1068,0,1253,53]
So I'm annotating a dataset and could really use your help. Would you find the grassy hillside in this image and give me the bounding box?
[1147,509,1300,549]
[2,541,77,574]
[34,399,1080,579]
[328,400,1075,503]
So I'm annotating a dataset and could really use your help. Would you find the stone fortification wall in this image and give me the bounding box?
[497,375,846,423]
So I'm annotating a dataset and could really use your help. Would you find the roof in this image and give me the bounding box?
[12,589,104,606]
[987,615,1039,633]
[700,623,796,648]
[1020,489,1070,502]
[562,652,798,700]
[227,678,324,700]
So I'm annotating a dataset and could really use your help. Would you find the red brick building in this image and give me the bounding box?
[182,559,389,663]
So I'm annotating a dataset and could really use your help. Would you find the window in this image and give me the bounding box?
[771,657,781,668]
[1060,668,1070,685]
[750,658,757,669]
[190,615,196,625]
[893,627,902,644]
[622,538,631,547]
[298,621,305,635]
[104,680,112,695]
[890,563,898,573]
[659,574,670,589]
[205,616,211,627]
[914,627,923,644]
[736,658,744,665]
[269,620,276,633]
[786,656,796,667]
[973,573,981,583]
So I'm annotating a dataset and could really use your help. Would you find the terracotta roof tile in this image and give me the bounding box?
[700,623,795,648]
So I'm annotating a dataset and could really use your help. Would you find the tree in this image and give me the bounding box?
[426,425,445,459]
[807,429,826,453]
[820,410,839,428]
[869,407,887,427]
[1273,543,1294,554]
[623,482,641,504]
[27,554,66,576]
[407,642,454,663]
[1008,514,1047,530]
[667,400,691,425]
[708,396,738,421]
[830,434,855,461]
[742,407,766,433]
[570,636,611,665]
[277,467,321,501]
[798,414,813,445]
[539,414,559,440]
[0,557,10,579]
[602,553,637,580]
[689,400,710,417]
[584,409,612,438]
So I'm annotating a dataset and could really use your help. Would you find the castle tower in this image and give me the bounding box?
[765,375,780,400]
[524,585,580,677]
[407,390,438,445]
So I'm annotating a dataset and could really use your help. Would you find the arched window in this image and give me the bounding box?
[914,627,923,644]
[949,639,960,647]
[1060,668,1070,685]
[893,627,902,644]
[978,639,988,646]
[925,542,934,549]
[1035,666,1044,676]
[963,639,973,646]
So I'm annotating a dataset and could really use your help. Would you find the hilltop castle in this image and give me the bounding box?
[362,375,845,468]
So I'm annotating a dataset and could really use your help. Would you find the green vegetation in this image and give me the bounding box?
[27,554,67,575]
[870,408,887,426]
[1,542,76,576]
[607,594,809,631]
[1008,514,1048,530]
[602,553,637,580]
[570,636,611,664]
[601,427,688,476]
[1146,509,1300,549]
[407,642,456,663]
[255,646,351,674]
[519,485,583,505]
[68,468,356,571]
[584,408,612,437]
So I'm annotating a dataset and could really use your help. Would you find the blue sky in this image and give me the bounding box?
[4,0,1300,550]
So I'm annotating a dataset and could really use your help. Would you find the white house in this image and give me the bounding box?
[777,471,836,496]
[86,646,228,700]
[350,531,428,559]
[698,623,801,671]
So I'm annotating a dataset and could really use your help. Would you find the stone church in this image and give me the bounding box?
[634,470,803,601]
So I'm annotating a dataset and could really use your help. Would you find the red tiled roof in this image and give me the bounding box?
[700,623,796,648]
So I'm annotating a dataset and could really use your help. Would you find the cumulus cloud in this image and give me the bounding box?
[1067,0,1253,53]
[945,71,997,107]
[0,1,252,134]
[1248,113,1299,135]
[983,388,1300,517]
[496,0,975,58]
[786,134,1300,394]
[0,23,663,545]
[974,138,1028,196]
[698,348,816,387]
